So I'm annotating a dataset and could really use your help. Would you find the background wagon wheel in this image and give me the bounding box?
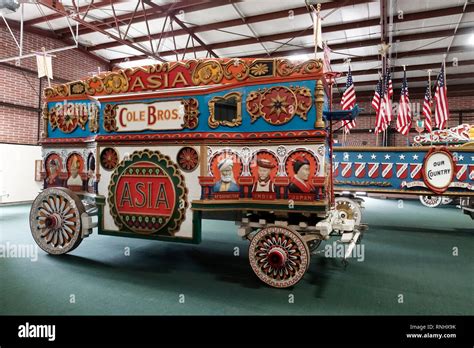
[30,187,86,255]
[419,195,443,208]
[335,196,362,226]
[248,226,310,288]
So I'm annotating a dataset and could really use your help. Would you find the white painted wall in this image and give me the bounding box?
[0,144,42,204]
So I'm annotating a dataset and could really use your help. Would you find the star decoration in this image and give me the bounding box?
[371,154,377,160]
[378,42,391,56]
[357,154,363,159]
[343,153,349,160]
[269,94,289,117]
[384,154,391,160]
[399,154,405,160]
[332,154,336,159]
[459,155,464,161]
[413,154,419,160]
[471,156,474,161]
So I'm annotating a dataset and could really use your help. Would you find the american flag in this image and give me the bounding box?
[372,77,382,112]
[341,67,356,133]
[434,62,449,129]
[422,82,432,133]
[396,70,412,135]
[375,69,392,133]
[373,77,384,134]
[384,67,393,123]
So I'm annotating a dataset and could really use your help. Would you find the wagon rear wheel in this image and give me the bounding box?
[335,196,362,225]
[29,187,86,255]
[248,226,310,288]
[419,195,442,208]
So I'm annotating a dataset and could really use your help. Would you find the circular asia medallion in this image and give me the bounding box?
[176,147,199,172]
[100,147,119,171]
[422,148,454,194]
[108,150,188,236]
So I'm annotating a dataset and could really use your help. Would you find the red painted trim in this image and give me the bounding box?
[45,75,321,103]
[422,146,455,194]
[40,130,327,145]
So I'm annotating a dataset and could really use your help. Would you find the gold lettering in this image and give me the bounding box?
[171,72,188,87]
[131,77,145,90]
[147,75,163,89]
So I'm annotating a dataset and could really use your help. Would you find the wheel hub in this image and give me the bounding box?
[267,247,287,268]
[45,213,62,229]
[336,201,354,220]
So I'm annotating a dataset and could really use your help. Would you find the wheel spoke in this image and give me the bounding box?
[58,230,64,246]
[45,230,55,243]
[43,201,53,213]
[40,228,51,237]
[52,231,58,245]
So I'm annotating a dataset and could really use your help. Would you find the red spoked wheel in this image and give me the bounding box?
[249,226,310,288]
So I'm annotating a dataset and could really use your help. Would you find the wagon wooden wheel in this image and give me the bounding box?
[248,226,310,288]
[419,195,443,208]
[30,188,86,255]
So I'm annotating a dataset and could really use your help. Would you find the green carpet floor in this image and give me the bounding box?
[0,198,472,315]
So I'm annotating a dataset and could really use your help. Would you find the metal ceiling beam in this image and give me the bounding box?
[35,0,165,63]
[89,0,376,52]
[142,0,219,58]
[93,3,474,56]
[23,0,111,26]
[247,45,468,63]
[0,17,110,66]
[55,0,241,38]
[110,24,474,65]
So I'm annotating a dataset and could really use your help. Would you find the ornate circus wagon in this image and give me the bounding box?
[30,58,362,288]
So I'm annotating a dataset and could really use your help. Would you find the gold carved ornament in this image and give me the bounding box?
[89,104,99,133]
[192,60,224,85]
[103,104,119,132]
[245,86,312,125]
[181,98,200,130]
[208,92,242,129]
[276,58,323,77]
[41,104,50,138]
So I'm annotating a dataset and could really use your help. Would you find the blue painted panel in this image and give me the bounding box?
[47,80,323,139]
[333,148,474,194]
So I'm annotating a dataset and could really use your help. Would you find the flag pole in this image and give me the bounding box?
[443,59,448,132]
[403,65,410,147]
[427,69,432,146]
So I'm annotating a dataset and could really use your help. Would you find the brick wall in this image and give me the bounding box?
[333,96,474,147]
[0,26,109,145]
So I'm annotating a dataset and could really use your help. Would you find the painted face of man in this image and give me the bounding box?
[49,163,57,175]
[258,166,271,181]
[220,167,233,183]
[296,164,310,181]
[70,166,79,178]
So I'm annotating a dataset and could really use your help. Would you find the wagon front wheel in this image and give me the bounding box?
[248,226,310,288]
[29,187,86,255]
